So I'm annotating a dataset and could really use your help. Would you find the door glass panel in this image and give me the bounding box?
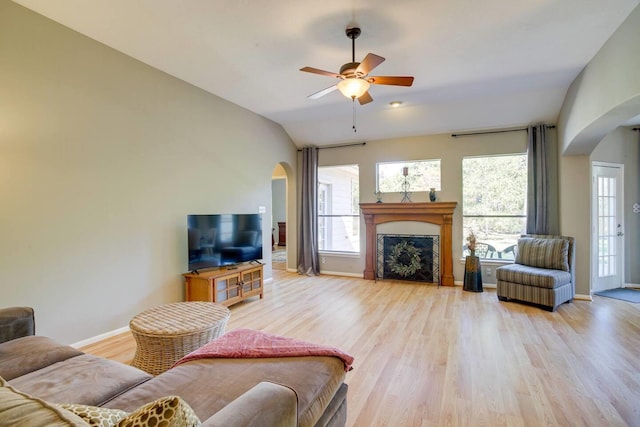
[597,176,616,278]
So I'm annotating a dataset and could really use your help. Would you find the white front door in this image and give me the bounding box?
[592,162,624,292]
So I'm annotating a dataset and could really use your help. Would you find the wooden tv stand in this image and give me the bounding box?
[183,263,263,307]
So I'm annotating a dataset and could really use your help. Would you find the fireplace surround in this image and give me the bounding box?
[360,202,458,286]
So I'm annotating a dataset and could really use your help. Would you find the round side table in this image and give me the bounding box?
[129,301,230,375]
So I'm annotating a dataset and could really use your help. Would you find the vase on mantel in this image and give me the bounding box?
[429,188,436,202]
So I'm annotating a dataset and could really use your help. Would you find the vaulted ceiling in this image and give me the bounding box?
[14,0,640,146]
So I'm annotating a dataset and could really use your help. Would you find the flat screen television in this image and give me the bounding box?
[187,213,263,272]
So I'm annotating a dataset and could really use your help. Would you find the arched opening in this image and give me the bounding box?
[271,163,288,271]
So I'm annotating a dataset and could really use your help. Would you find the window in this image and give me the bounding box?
[318,183,330,250]
[318,165,360,252]
[462,154,527,260]
[376,160,441,193]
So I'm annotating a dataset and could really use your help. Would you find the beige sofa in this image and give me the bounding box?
[496,234,575,311]
[0,307,348,427]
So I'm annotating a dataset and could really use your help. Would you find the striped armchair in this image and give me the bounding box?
[495,234,575,311]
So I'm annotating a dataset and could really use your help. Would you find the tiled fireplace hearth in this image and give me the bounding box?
[360,202,458,286]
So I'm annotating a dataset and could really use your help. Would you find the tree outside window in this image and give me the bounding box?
[462,154,527,259]
[377,160,441,193]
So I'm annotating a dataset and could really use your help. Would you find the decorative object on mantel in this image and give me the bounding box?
[429,187,436,202]
[375,190,383,203]
[400,166,412,203]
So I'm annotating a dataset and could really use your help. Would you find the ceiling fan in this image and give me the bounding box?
[300,27,414,105]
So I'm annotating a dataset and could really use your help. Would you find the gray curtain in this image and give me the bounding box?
[297,146,320,275]
[526,124,550,234]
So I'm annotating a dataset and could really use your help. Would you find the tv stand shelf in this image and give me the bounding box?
[183,263,263,307]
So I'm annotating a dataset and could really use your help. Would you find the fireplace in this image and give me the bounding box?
[360,202,457,286]
[377,234,440,283]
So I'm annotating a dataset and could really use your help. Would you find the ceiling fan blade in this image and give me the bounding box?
[356,53,385,75]
[308,84,338,99]
[300,67,342,79]
[358,91,373,105]
[367,76,414,86]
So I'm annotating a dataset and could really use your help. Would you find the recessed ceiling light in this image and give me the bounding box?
[389,101,403,108]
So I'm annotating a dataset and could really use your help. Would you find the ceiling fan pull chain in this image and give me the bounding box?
[353,98,357,132]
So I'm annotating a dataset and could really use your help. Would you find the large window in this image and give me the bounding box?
[462,154,527,259]
[376,160,441,192]
[318,165,360,253]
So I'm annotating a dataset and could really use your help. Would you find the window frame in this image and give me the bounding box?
[461,153,527,260]
[376,159,441,193]
[317,164,360,254]
[317,182,331,252]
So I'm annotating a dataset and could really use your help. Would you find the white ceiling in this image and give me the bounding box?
[14,0,640,146]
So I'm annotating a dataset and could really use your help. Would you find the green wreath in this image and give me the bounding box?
[386,240,422,277]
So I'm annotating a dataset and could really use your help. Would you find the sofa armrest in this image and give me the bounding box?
[199,381,298,427]
[0,307,35,344]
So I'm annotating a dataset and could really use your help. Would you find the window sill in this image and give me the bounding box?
[319,251,361,258]
[458,257,513,267]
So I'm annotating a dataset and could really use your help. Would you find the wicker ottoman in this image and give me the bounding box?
[129,301,230,375]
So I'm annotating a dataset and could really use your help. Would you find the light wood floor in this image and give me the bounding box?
[272,261,286,271]
[81,271,640,427]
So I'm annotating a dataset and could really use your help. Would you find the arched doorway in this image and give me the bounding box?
[271,163,287,270]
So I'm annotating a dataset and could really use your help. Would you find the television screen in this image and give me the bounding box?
[187,213,263,272]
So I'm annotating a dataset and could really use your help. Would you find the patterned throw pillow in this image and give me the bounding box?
[58,403,128,427]
[515,237,570,271]
[0,376,89,426]
[2,375,199,427]
[117,396,200,427]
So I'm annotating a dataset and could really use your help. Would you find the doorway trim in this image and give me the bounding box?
[272,161,296,272]
[591,161,625,293]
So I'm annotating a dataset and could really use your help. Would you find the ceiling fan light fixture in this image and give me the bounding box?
[337,78,370,100]
[389,101,403,108]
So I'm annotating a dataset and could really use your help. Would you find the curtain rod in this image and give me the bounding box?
[451,125,556,138]
[298,142,366,151]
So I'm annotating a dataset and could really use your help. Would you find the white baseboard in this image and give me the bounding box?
[284,268,364,278]
[320,270,364,278]
[71,326,129,349]
[454,280,496,289]
[72,278,277,348]
[574,293,592,301]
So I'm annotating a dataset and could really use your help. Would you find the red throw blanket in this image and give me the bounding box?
[173,328,354,372]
